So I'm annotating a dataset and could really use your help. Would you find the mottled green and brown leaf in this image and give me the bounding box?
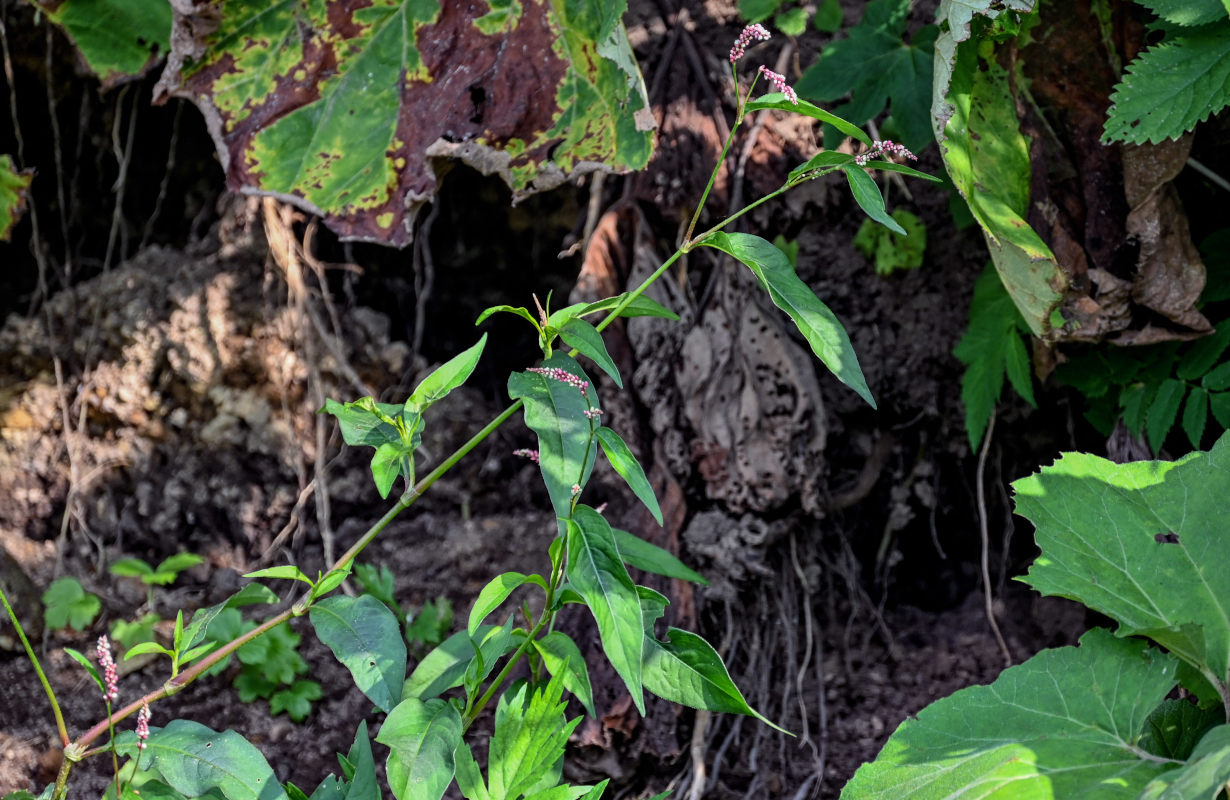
[156,0,653,246]
[0,155,34,242]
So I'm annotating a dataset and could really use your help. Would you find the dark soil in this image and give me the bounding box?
[0,0,1101,798]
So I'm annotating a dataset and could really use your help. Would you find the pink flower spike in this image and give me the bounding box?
[527,366,589,397]
[136,701,151,749]
[513,448,541,464]
[729,24,771,63]
[584,408,603,420]
[758,66,797,104]
[855,139,917,166]
[96,635,119,703]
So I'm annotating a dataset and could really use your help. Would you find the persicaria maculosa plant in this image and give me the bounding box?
[0,24,939,800]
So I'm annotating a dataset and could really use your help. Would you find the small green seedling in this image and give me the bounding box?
[42,577,101,632]
[110,553,204,607]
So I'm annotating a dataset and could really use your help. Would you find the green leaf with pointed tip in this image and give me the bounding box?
[123,641,174,660]
[408,334,487,413]
[163,1,652,246]
[114,719,288,800]
[63,647,104,696]
[642,628,783,732]
[110,558,155,578]
[567,506,644,713]
[1104,24,1230,145]
[402,624,515,701]
[244,565,312,585]
[508,354,599,519]
[378,698,462,800]
[558,319,621,388]
[1147,378,1186,450]
[36,0,171,88]
[533,631,596,719]
[594,427,661,524]
[843,166,906,235]
[612,529,706,585]
[477,305,540,329]
[842,629,1179,799]
[859,160,942,182]
[577,293,679,321]
[1183,386,1209,448]
[181,583,280,655]
[1135,0,1228,24]
[371,441,413,499]
[467,572,548,637]
[321,399,405,448]
[309,595,406,713]
[311,720,378,800]
[745,96,872,146]
[1138,724,1230,800]
[1016,433,1230,688]
[453,741,491,800]
[788,151,855,182]
[0,155,33,242]
[702,232,874,408]
[1202,361,1230,391]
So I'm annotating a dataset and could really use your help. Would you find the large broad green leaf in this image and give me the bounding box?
[488,678,582,800]
[114,720,288,800]
[378,697,462,800]
[1103,22,1230,145]
[309,595,407,713]
[841,629,1180,799]
[796,0,937,153]
[508,354,599,520]
[37,0,171,87]
[0,155,33,242]
[566,506,644,713]
[594,427,661,525]
[701,232,874,407]
[642,628,782,732]
[1139,724,1230,800]
[937,30,1063,337]
[157,1,653,246]
[1016,433,1230,696]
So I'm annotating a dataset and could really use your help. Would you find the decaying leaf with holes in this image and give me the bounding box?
[153,0,654,246]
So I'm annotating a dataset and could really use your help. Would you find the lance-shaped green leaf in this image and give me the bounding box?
[745,95,872,146]
[180,582,280,654]
[842,166,906,235]
[567,506,644,713]
[612,529,706,585]
[701,232,874,408]
[407,334,487,413]
[489,678,582,800]
[594,427,661,525]
[35,0,171,88]
[1016,433,1230,695]
[558,319,621,388]
[159,1,653,246]
[577,293,679,321]
[789,151,854,181]
[114,719,288,800]
[309,595,406,713]
[1138,724,1230,800]
[378,698,462,800]
[508,354,599,519]
[642,628,782,732]
[0,155,33,242]
[467,572,548,637]
[321,399,405,448]
[306,720,379,800]
[402,623,515,702]
[841,629,1180,799]
[533,631,596,719]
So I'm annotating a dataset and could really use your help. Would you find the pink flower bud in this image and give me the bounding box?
[758,66,798,105]
[570,484,581,497]
[136,701,151,749]
[513,448,541,464]
[583,408,603,420]
[528,367,589,398]
[96,635,119,703]
[730,24,771,62]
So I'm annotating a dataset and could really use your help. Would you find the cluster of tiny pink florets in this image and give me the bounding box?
[583,408,603,420]
[513,448,540,464]
[528,367,589,398]
[136,701,151,749]
[729,23,770,62]
[758,66,797,105]
[855,139,917,166]
[97,635,119,703]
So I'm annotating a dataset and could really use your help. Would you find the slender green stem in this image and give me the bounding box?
[0,585,69,747]
[689,185,789,247]
[684,126,739,244]
[593,249,684,335]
